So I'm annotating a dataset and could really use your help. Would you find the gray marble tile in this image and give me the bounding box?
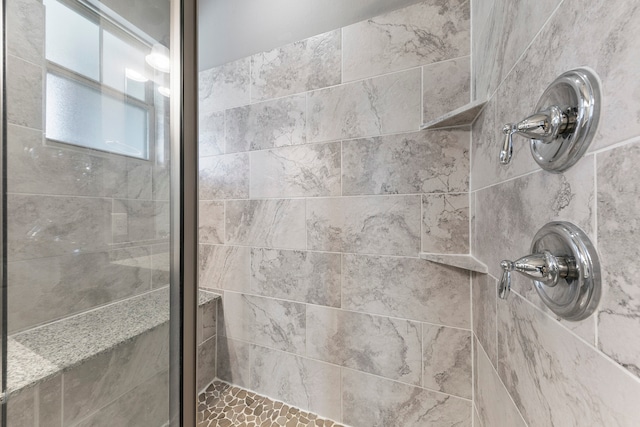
[112,199,170,243]
[199,57,250,112]
[473,406,482,427]
[151,243,170,289]
[219,292,306,354]
[225,94,306,153]
[126,158,152,200]
[6,0,44,65]
[307,306,422,385]
[199,153,250,200]
[250,344,342,422]
[250,142,341,198]
[199,298,217,344]
[251,30,341,102]
[423,56,471,124]
[472,0,561,100]
[216,336,251,389]
[474,157,595,285]
[343,254,470,328]
[307,68,422,143]
[199,201,224,244]
[152,163,170,202]
[197,336,217,392]
[199,244,250,292]
[470,96,529,191]
[474,337,526,427]
[486,0,640,152]
[6,54,42,129]
[307,195,421,256]
[472,273,497,366]
[342,369,472,427]
[199,109,224,157]
[422,193,469,254]
[38,374,62,427]
[342,130,469,195]
[226,199,306,249]
[62,323,169,425]
[8,246,151,333]
[597,142,640,379]
[471,0,500,100]
[7,124,110,197]
[103,156,128,199]
[498,293,640,427]
[342,0,470,82]
[7,194,111,261]
[6,386,35,427]
[251,248,341,307]
[423,324,471,399]
[72,370,169,427]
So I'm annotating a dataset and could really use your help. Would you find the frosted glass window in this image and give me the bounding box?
[103,31,147,101]
[44,0,100,80]
[46,73,149,159]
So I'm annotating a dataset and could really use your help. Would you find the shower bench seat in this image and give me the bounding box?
[5,287,220,423]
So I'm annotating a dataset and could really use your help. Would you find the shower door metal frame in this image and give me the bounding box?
[169,0,198,425]
[0,0,6,423]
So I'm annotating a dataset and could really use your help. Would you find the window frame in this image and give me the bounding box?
[43,0,158,162]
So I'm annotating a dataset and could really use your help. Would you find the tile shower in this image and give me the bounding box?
[2,0,639,424]
[198,0,474,425]
[198,0,640,425]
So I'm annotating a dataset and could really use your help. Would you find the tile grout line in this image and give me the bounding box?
[593,154,599,349]
[205,54,473,116]
[221,288,472,331]
[476,336,530,427]
[507,288,640,387]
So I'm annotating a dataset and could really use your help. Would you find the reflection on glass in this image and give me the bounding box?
[103,31,147,100]
[44,0,100,79]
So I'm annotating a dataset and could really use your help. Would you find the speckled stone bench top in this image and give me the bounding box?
[7,288,220,394]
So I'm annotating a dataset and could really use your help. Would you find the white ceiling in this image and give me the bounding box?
[197,0,425,70]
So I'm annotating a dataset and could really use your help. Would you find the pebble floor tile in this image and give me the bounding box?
[197,380,345,427]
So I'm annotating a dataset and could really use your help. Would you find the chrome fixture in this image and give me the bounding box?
[500,68,600,173]
[498,222,601,321]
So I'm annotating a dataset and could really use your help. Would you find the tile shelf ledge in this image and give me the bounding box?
[420,100,487,130]
[419,253,488,274]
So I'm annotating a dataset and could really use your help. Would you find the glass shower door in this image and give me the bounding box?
[1,0,197,425]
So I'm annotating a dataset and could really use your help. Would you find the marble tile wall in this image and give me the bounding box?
[199,0,472,426]
[471,0,640,425]
[198,294,219,392]
[5,0,173,334]
[5,0,173,423]
[199,1,473,425]
[6,323,170,427]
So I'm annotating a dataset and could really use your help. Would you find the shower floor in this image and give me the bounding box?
[197,380,345,427]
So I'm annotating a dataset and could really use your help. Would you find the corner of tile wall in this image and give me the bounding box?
[198,0,476,424]
[471,0,640,425]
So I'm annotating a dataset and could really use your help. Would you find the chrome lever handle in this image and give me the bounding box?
[498,251,574,300]
[499,106,574,165]
[499,260,513,299]
[500,124,515,165]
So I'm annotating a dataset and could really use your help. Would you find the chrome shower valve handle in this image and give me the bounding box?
[497,68,600,172]
[500,106,573,165]
[496,222,601,321]
[498,251,573,300]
